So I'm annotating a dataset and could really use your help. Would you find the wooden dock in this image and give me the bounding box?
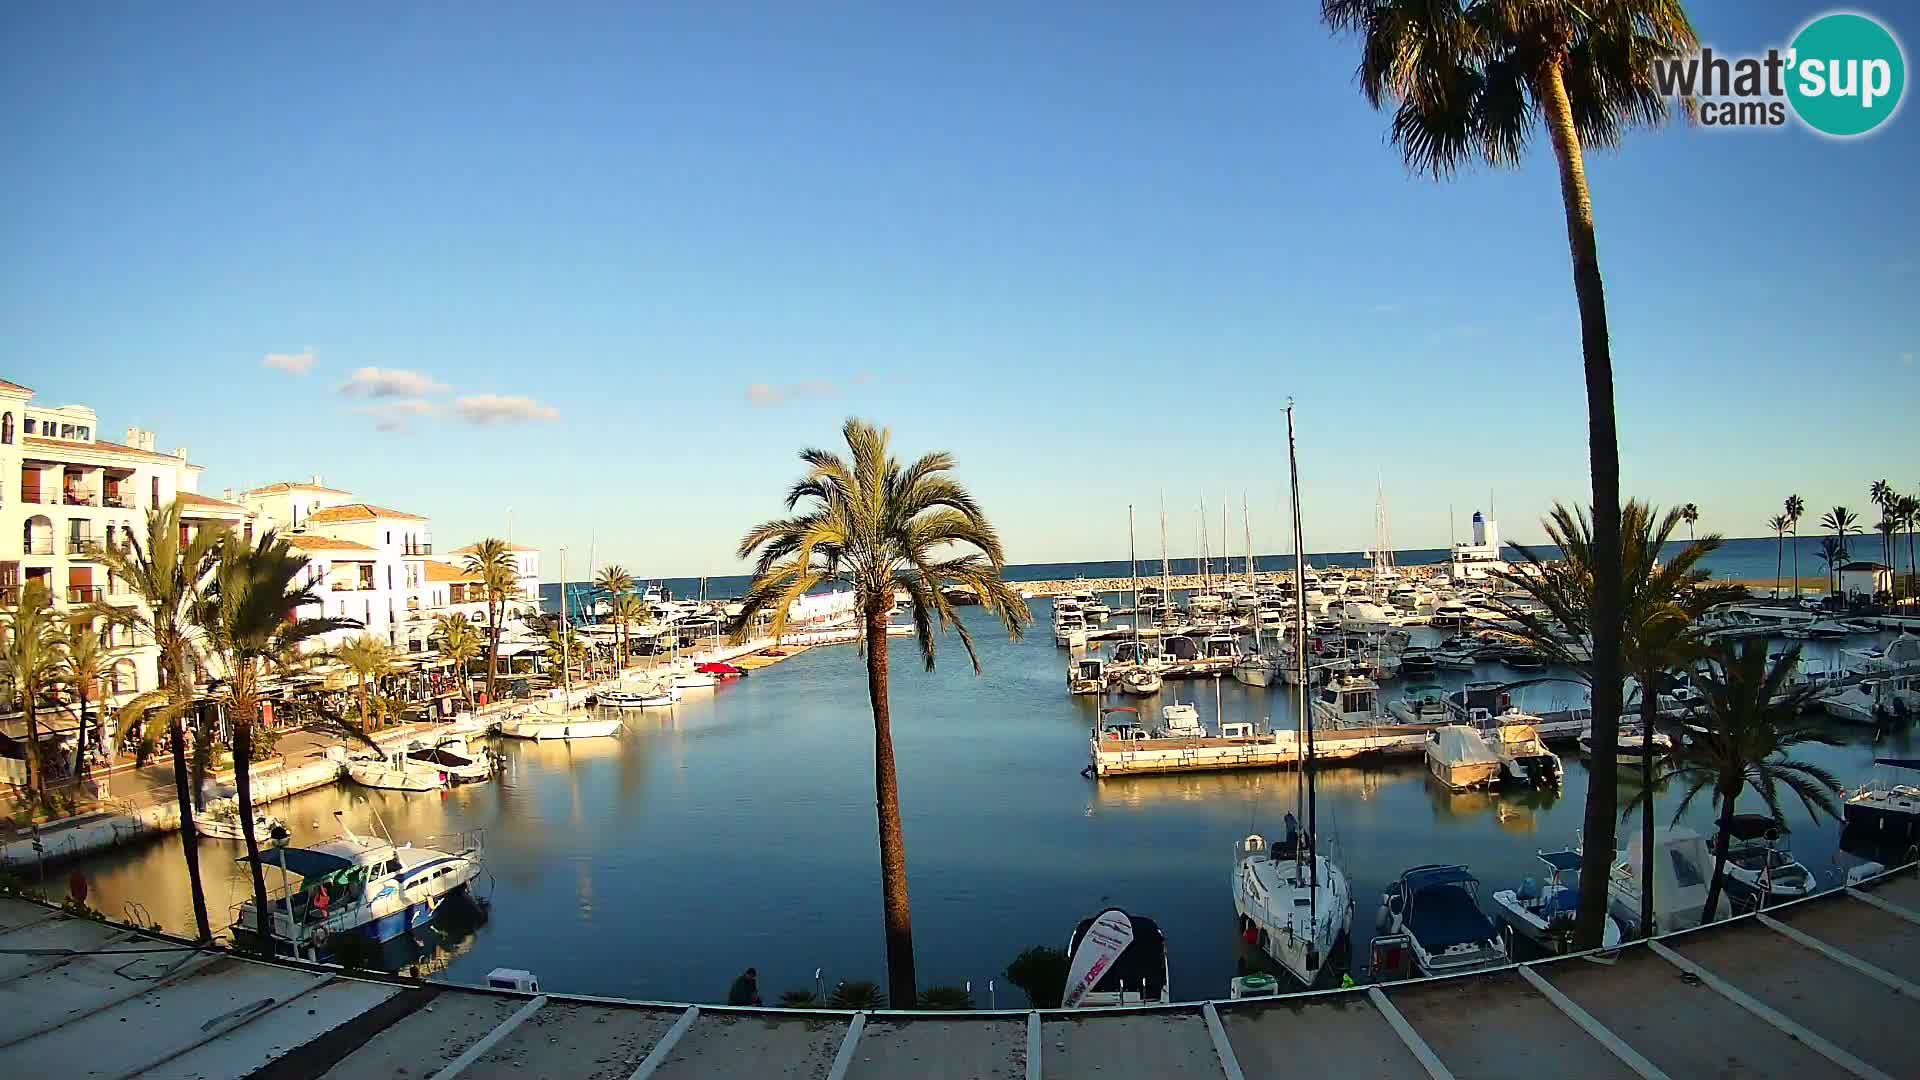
[1090,711,1590,777]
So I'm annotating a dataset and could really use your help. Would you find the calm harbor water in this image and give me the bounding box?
[69,599,1917,1006]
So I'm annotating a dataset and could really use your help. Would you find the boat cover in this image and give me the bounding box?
[1403,867,1495,951]
[1431,727,1500,767]
[237,847,353,879]
[1069,913,1166,998]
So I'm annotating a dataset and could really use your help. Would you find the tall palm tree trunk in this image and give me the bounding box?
[863,593,916,1005]
[231,705,274,954]
[1541,59,1624,950]
[24,702,42,798]
[170,718,213,941]
[1701,775,1740,924]
[1774,531,1783,599]
[1791,527,1800,598]
[487,605,502,703]
[1638,671,1659,936]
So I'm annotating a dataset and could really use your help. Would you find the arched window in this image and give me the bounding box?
[1,412,12,444]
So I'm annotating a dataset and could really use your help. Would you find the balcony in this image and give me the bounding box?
[67,585,104,604]
[0,586,17,606]
[67,536,98,556]
[23,539,53,556]
[403,543,434,556]
[104,492,133,509]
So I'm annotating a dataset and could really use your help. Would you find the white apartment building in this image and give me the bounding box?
[1,377,253,708]
[240,486,436,653]
[437,542,544,634]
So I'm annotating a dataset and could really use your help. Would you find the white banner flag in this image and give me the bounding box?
[1061,908,1135,1008]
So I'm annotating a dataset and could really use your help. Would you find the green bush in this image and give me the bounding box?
[827,980,886,1009]
[916,985,974,1010]
[1005,945,1070,1009]
[777,989,820,1008]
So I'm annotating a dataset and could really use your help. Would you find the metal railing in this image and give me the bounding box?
[23,539,54,556]
[67,585,104,604]
[67,536,97,555]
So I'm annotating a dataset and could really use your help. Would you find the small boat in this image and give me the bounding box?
[406,736,494,784]
[1387,690,1451,726]
[1121,667,1162,696]
[1579,725,1672,763]
[1818,674,1919,725]
[194,796,284,842]
[1502,650,1547,671]
[1709,815,1816,908]
[672,669,718,689]
[1843,758,1920,847]
[1158,702,1203,737]
[1609,827,1727,937]
[1486,721,1563,787]
[498,711,622,740]
[232,813,483,962]
[1399,648,1438,677]
[1373,864,1508,978]
[1426,726,1503,790]
[1431,638,1480,671]
[334,747,448,792]
[1068,656,1108,696]
[1310,671,1387,729]
[1064,910,1171,1006]
[1489,849,1623,955]
[1230,652,1278,688]
[596,688,656,708]
[695,661,747,679]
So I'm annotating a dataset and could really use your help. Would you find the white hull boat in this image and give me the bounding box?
[1819,675,1919,725]
[1579,728,1672,763]
[1230,653,1278,687]
[331,747,448,792]
[407,736,494,784]
[1426,726,1503,790]
[499,711,622,739]
[1234,821,1352,988]
[1122,668,1162,696]
[1374,864,1508,978]
[1608,827,1727,937]
[194,796,284,841]
[1159,702,1203,737]
[1490,849,1623,955]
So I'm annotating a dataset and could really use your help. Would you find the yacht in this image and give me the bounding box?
[1425,726,1503,790]
[1609,827,1726,937]
[1053,609,1088,648]
[1708,815,1816,908]
[1842,758,1920,846]
[669,656,717,689]
[1489,849,1623,955]
[498,703,622,740]
[1068,656,1108,696]
[405,736,494,784]
[333,747,448,792]
[1579,725,1672,763]
[1234,815,1352,989]
[232,813,483,962]
[1158,702,1203,737]
[1257,608,1286,632]
[1818,674,1919,725]
[1387,689,1452,726]
[193,796,284,842]
[1064,910,1171,1006]
[1399,647,1438,678]
[1202,633,1239,661]
[1432,637,1480,671]
[1121,667,1163,696]
[1373,864,1508,977]
[1231,651,1279,688]
[1429,602,1473,629]
[1310,672,1387,729]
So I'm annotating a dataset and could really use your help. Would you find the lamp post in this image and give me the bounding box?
[271,822,297,959]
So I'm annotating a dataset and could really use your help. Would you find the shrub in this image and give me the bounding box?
[827,979,886,1009]
[1005,945,1070,1009]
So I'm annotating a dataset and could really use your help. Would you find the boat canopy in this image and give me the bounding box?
[1400,866,1495,950]
[237,847,354,880]
[1068,912,1166,999]
[1431,727,1500,767]
[1722,814,1789,842]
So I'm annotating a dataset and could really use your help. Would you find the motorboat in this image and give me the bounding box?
[1502,650,1547,672]
[1708,815,1816,908]
[1159,703,1203,737]
[1234,815,1352,989]
[1579,725,1672,763]
[1064,910,1170,1006]
[1230,651,1278,688]
[1818,674,1919,725]
[695,661,748,679]
[1429,602,1473,629]
[406,736,494,784]
[1387,690,1452,726]
[498,707,622,740]
[1053,609,1088,648]
[1373,864,1508,978]
[1096,709,1151,746]
[1425,726,1503,790]
[1121,667,1162,696]
[1783,617,1868,640]
[1489,849,1623,955]
[194,796,284,842]
[1847,634,1920,676]
[1432,638,1480,670]
[232,813,483,962]
[1486,721,1563,787]
[596,687,658,708]
[1083,598,1112,624]
[1609,827,1726,937]
[1842,758,1920,847]
[331,747,448,792]
[1310,671,1387,729]
[1202,633,1238,661]
[671,668,718,689]
[1399,648,1438,678]
[1068,656,1108,695]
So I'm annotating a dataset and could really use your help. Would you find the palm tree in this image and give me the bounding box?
[433,613,483,707]
[94,500,225,942]
[1635,641,1842,922]
[1876,516,1900,601]
[1766,513,1789,600]
[1819,507,1858,595]
[594,565,635,670]
[1678,503,1699,542]
[336,635,396,731]
[1319,2,1699,949]
[1,581,67,800]
[728,419,1031,1005]
[193,529,357,952]
[463,539,517,703]
[1869,479,1895,567]
[609,593,647,674]
[59,613,110,785]
[1785,495,1806,598]
[1899,494,1920,601]
[1816,537,1846,596]
[1491,500,1728,940]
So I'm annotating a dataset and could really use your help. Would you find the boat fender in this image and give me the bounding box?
[311,925,330,948]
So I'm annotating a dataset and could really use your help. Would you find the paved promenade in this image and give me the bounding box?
[1,863,1915,1078]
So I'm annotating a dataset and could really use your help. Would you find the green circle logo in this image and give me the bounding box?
[1787,12,1906,137]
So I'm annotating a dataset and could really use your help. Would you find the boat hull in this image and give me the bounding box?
[345,764,446,792]
[1426,756,1502,791]
[500,718,622,740]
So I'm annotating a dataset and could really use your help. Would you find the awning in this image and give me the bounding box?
[237,847,353,879]
[497,641,548,657]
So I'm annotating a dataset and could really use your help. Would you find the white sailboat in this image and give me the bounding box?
[501,551,622,739]
[1233,403,1352,989]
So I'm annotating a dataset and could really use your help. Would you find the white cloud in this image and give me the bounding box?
[261,349,316,375]
[339,366,450,398]
[452,394,559,424]
[746,380,841,407]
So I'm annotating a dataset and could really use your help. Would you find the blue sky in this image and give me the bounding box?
[4,2,1915,575]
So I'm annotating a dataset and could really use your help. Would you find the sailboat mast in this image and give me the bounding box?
[559,546,572,699]
[1287,403,1318,906]
[1243,491,1253,585]
[1159,495,1169,616]
[1129,506,1140,657]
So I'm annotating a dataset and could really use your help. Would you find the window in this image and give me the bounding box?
[60,424,73,439]
[23,418,35,434]
[77,426,89,440]
[385,531,392,545]
[1,413,10,444]
[151,477,159,505]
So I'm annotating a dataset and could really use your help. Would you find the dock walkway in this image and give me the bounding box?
[2,861,1915,1078]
